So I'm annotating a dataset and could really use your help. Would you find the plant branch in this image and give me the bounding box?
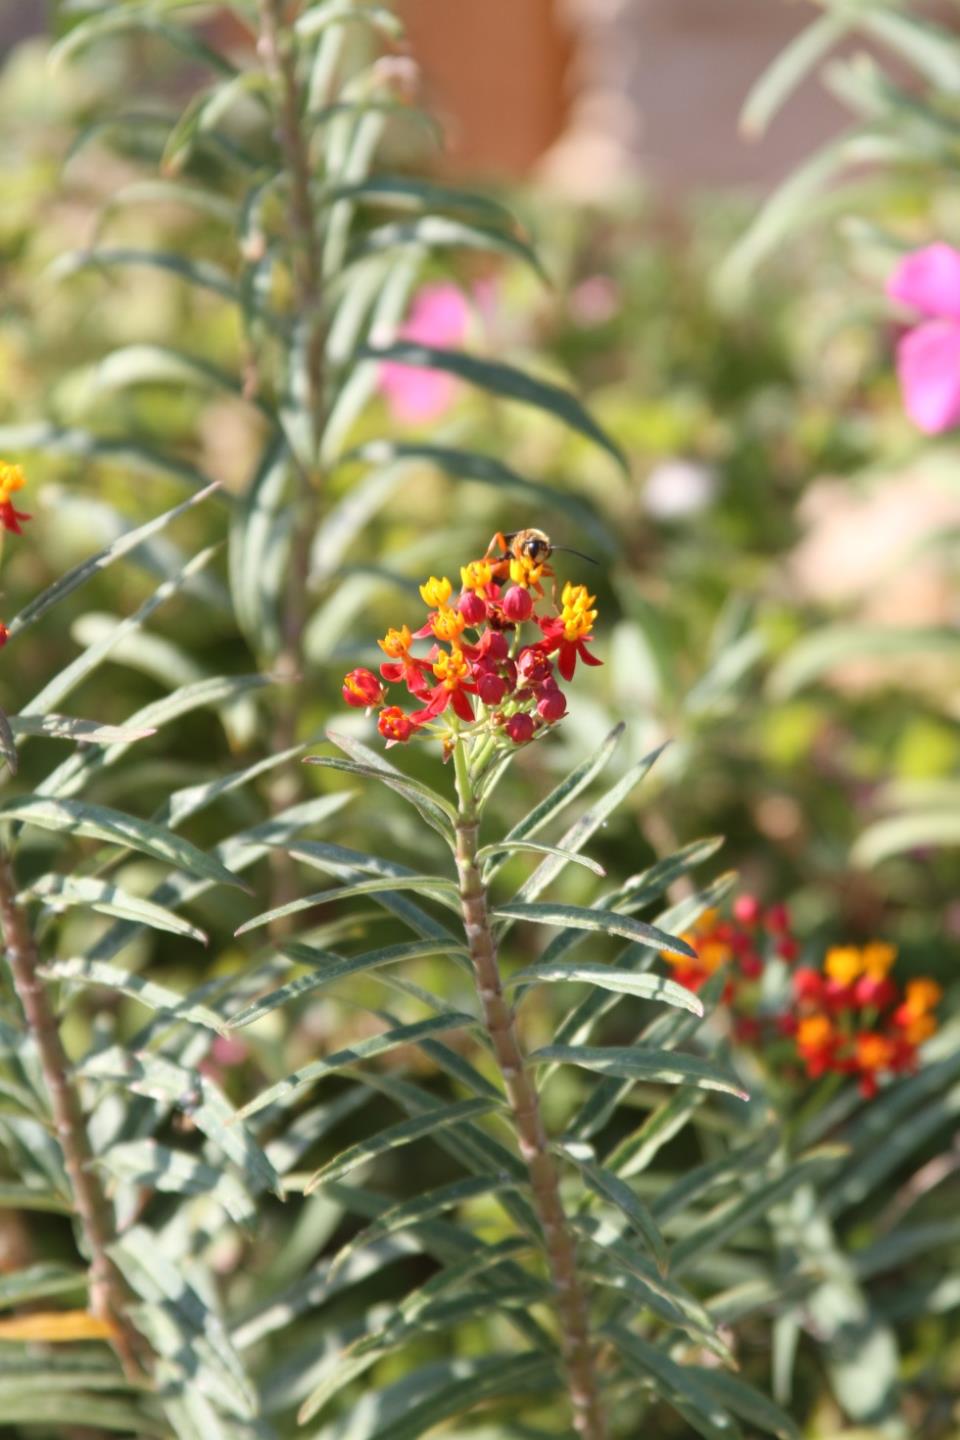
[452,741,608,1440]
[0,848,147,1382]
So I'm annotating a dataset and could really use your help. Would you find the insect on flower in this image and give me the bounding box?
[343,533,603,753]
[485,529,596,593]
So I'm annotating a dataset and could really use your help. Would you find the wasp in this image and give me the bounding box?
[485,528,596,579]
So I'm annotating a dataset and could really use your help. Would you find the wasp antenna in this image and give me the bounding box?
[552,545,598,564]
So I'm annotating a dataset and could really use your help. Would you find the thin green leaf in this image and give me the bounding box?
[4,482,220,643]
[39,959,224,1033]
[769,624,959,699]
[0,1264,85,1308]
[509,960,702,1014]
[347,216,548,281]
[489,722,624,867]
[562,1148,667,1273]
[304,1098,499,1192]
[358,343,627,471]
[493,902,696,959]
[25,875,207,943]
[342,440,614,554]
[237,1008,474,1113]
[0,796,246,891]
[741,12,854,138]
[852,810,960,867]
[533,1043,748,1101]
[234,875,459,936]
[7,716,156,745]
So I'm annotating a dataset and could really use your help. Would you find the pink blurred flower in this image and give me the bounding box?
[569,274,620,326]
[888,244,960,434]
[379,282,472,424]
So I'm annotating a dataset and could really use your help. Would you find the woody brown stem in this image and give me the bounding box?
[257,0,327,909]
[0,849,147,1381]
[453,744,607,1440]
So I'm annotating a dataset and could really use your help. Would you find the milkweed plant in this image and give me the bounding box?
[0,2,952,1438]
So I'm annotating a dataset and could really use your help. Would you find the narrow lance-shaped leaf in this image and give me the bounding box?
[304,1098,500,1193]
[560,1143,668,1274]
[39,959,224,1033]
[0,796,246,891]
[493,901,696,960]
[5,481,220,643]
[508,960,702,1015]
[25,875,207,944]
[485,722,624,871]
[533,1044,748,1101]
[341,440,614,555]
[357,342,628,472]
[237,1009,476,1120]
[234,874,460,936]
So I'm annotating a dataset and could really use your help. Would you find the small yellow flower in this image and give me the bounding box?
[0,462,25,506]
[509,553,545,589]
[419,575,452,608]
[559,582,597,643]
[432,647,469,690]
[824,946,862,986]
[378,624,413,659]
[431,606,466,643]
[862,941,897,980]
[460,560,493,592]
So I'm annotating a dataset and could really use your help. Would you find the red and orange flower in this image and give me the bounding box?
[343,543,602,751]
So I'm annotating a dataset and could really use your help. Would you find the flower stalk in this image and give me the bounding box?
[452,739,608,1440]
[0,848,146,1382]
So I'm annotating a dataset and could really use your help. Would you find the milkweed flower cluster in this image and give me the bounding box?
[790,945,941,1098]
[662,896,941,1100]
[342,544,601,751]
[0,462,30,646]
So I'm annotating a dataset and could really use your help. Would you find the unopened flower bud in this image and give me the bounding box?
[378,706,415,743]
[342,667,386,708]
[503,585,533,622]
[505,712,535,744]
[732,894,761,926]
[537,688,567,723]
[458,590,487,625]
[477,670,507,705]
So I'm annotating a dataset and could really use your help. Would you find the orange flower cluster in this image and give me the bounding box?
[790,945,942,1098]
[0,462,31,646]
[661,894,797,1003]
[342,543,600,751]
[662,895,942,1100]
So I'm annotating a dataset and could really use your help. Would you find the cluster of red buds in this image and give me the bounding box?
[662,896,941,1100]
[0,461,31,648]
[342,541,600,751]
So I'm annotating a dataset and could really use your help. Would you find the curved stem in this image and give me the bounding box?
[0,849,147,1382]
[452,741,608,1440]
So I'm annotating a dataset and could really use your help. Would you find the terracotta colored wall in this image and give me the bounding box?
[397,0,572,178]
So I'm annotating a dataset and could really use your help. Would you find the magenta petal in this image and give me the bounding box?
[887,244,960,320]
[402,282,471,348]
[896,319,960,434]
[379,364,459,424]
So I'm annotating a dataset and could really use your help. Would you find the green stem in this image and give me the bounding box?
[452,740,608,1440]
[0,848,147,1382]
